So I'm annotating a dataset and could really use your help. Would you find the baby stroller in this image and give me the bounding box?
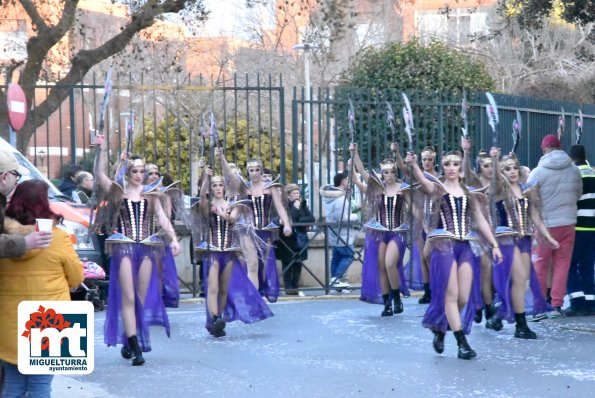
[70,260,107,312]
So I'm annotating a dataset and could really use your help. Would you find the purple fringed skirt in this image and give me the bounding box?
[256,230,279,303]
[492,236,550,322]
[203,252,273,331]
[360,231,409,305]
[161,245,180,308]
[422,239,480,335]
[104,243,170,352]
[404,240,424,291]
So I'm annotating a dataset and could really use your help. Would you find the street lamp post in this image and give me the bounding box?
[293,43,318,207]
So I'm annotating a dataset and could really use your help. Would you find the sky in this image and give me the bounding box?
[200,0,275,39]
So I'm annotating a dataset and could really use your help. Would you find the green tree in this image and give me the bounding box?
[500,0,595,36]
[134,116,291,193]
[334,39,494,164]
[338,39,494,92]
[219,119,292,179]
[134,114,191,192]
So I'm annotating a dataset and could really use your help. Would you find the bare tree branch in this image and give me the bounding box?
[4,0,204,152]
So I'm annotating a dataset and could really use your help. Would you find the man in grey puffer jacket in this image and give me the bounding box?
[320,171,360,289]
[528,134,582,317]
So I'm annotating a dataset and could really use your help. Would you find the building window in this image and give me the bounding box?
[356,23,384,48]
[416,8,489,45]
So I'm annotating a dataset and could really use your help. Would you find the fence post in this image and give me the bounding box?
[69,87,77,165]
[279,84,286,184]
[291,87,299,184]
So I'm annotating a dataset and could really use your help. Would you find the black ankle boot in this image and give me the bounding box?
[453,330,476,360]
[485,304,503,331]
[485,315,503,331]
[484,303,493,320]
[120,345,132,360]
[381,294,393,317]
[432,331,445,354]
[474,309,483,323]
[392,289,403,314]
[418,284,431,304]
[212,315,226,338]
[127,335,145,366]
[514,312,537,339]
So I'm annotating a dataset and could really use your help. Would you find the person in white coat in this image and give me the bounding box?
[528,134,582,317]
[321,170,360,289]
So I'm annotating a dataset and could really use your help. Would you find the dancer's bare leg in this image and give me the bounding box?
[119,256,136,337]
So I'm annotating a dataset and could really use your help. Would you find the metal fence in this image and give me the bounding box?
[4,72,287,194]
[7,75,594,199]
[291,87,595,217]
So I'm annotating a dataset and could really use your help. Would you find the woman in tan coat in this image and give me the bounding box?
[0,180,83,398]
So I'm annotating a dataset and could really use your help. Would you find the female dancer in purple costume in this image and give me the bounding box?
[197,167,272,337]
[416,146,439,304]
[489,149,558,338]
[219,151,291,303]
[461,138,500,328]
[405,150,503,359]
[95,134,180,366]
[351,144,411,316]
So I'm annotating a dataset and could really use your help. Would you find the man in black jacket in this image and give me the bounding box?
[565,145,595,316]
[275,184,315,296]
[58,163,82,200]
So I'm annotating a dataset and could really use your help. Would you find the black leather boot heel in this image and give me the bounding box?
[514,312,537,339]
[453,330,476,360]
[432,331,445,354]
[128,335,145,366]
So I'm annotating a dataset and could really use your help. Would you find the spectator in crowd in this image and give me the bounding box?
[320,170,359,290]
[528,134,582,318]
[58,163,82,199]
[276,184,315,296]
[564,145,595,316]
[0,180,83,397]
[0,149,53,254]
[75,171,94,204]
[0,150,53,392]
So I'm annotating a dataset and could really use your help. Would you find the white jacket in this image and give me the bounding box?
[528,150,582,228]
[320,185,359,246]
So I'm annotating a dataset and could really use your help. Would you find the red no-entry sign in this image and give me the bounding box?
[7,83,27,130]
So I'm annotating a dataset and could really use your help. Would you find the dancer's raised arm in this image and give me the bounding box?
[390,142,406,174]
[461,137,481,188]
[349,143,369,182]
[93,134,112,193]
[404,152,434,194]
[215,148,241,194]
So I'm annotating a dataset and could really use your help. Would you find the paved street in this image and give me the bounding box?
[54,297,595,398]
